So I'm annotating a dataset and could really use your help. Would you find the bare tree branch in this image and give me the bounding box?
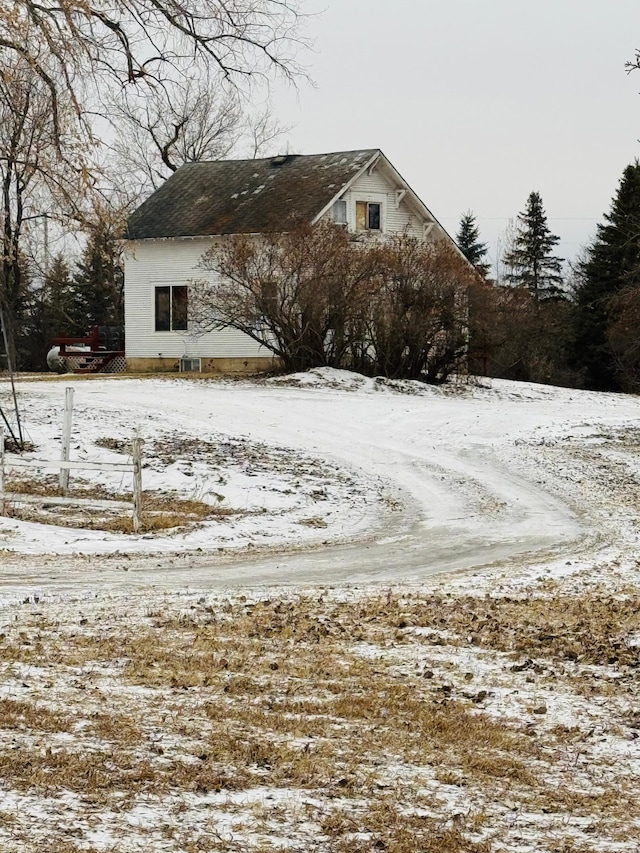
[106,78,288,200]
[1,0,305,152]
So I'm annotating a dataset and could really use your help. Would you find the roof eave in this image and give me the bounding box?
[309,151,471,266]
[311,150,382,225]
[373,155,472,265]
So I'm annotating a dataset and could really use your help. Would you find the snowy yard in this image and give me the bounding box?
[1,370,640,852]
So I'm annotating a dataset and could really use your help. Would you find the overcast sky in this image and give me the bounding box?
[272,0,640,273]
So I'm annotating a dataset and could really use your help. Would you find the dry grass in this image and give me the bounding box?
[1,584,639,851]
[0,698,71,733]
[297,516,328,528]
[1,475,232,532]
[320,800,491,853]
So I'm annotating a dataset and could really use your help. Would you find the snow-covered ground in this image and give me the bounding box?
[1,370,640,852]
[0,369,638,586]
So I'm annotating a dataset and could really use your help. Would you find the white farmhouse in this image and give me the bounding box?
[124,149,461,374]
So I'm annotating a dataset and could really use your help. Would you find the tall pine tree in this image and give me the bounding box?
[17,254,79,370]
[456,210,489,277]
[72,221,124,333]
[572,160,640,390]
[503,192,564,298]
[43,254,79,335]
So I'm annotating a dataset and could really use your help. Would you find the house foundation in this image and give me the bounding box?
[125,356,281,375]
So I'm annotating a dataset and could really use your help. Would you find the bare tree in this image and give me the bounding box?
[496,218,516,285]
[245,107,289,159]
[0,0,305,362]
[108,80,288,199]
[626,50,640,74]
[1,1,305,153]
[0,57,93,368]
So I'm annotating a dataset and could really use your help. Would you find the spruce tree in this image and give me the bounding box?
[456,210,489,277]
[9,254,36,369]
[72,222,124,332]
[43,255,79,335]
[503,192,564,298]
[14,255,81,370]
[572,160,640,390]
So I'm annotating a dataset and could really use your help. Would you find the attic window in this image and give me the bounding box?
[356,201,381,231]
[332,199,347,225]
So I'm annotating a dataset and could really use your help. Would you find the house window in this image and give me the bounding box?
[356,201,381,231]
[332,199,347,225]
[155,285,188,331]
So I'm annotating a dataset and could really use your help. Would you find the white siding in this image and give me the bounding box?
[345,169,423,238]
[323,162,449,243]
[124,237,268,359]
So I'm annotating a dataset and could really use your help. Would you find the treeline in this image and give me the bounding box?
[461,160,640,393]
[187,158,640,393]
[12,222,123,371]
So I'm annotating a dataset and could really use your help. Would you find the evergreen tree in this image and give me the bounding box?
[456,210,489,277]
[43,255,80,335]
[503,192,564,298]
[8,254,36,369]
[72,222,124,332]
[572,160,640,390]
[14,255,80,370]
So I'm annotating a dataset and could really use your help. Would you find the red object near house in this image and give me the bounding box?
[49,326,126,374]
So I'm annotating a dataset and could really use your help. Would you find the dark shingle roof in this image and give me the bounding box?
[126,149,379,240]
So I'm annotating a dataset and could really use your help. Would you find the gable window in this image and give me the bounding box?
[356,201,381,231]
[332,199,347,225]
[155,285,188,331]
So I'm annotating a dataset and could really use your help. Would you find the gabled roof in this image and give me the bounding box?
[126,149,380,240]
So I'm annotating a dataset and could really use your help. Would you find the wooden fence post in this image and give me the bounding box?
[132,437,143,533]
[59,387,74,495]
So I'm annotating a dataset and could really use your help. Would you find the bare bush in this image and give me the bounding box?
[469,283,579,386]
[193,225,473,382]
[363,237,473,382]
[607,285,640,392]
[193,220,373,373]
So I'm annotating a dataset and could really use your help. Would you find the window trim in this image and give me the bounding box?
[331,198,348,226]
[355,200,383,232]
[154,284,188,332]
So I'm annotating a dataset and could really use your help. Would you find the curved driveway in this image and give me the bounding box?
[1,377,615,594]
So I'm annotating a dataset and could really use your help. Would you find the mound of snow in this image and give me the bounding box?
[265,367,478,396]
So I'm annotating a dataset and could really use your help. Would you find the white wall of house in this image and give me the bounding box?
[124,237,269,360]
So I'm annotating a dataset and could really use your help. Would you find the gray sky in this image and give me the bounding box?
[272,0,640,274]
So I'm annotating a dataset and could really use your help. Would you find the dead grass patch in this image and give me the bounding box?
[0,698,71,733]
[85,710,143,744]
[330,586,640,668]
[298,516,328,528]
[1,476,234,533]
[2,586,640,850]
[320,799,491,853]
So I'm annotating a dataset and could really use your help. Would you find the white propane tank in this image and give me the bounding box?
[46,346,68,373]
